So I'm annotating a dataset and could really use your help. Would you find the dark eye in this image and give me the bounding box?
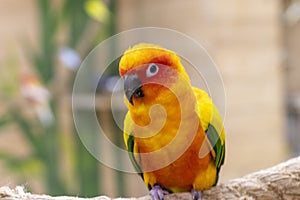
[146,63,159,77]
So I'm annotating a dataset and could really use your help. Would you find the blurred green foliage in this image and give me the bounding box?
[0,0,120,197]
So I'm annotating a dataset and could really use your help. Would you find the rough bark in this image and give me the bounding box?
[1,156,300,200]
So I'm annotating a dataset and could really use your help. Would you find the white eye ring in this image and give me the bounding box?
[146,63,159,77]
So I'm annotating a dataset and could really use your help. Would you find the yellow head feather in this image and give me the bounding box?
[119,43,190,82]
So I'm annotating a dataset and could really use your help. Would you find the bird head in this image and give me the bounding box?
[119,43,191,106]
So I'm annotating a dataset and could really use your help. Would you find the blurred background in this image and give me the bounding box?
[0,0,299,198]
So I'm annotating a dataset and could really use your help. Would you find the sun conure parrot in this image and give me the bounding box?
[119,43,225,200]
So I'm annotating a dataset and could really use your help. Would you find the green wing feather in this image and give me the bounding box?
[126,134,144,179]
[123,112,144,179]
[205,124,225,172]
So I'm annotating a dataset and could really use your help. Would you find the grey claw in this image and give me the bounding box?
[149,185,169,200]
[192,190,202,200]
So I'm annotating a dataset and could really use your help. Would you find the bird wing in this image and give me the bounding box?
[193,87,226,172]
[123,112,144,179]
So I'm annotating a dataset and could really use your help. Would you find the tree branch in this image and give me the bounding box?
[1,156,300,200]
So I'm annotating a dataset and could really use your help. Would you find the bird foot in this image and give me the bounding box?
[149,185,169,200]
[191,190,202,200]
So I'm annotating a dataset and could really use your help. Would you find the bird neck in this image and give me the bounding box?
[128,83,197,128]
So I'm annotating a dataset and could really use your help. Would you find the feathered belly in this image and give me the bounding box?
[137,128,212,192]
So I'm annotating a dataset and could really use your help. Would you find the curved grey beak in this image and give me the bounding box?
[124,74,144,105]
